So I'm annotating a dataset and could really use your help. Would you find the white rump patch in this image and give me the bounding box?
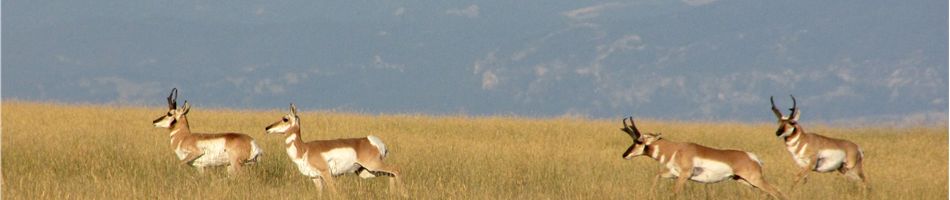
[814,149,846,172]
[746,152,763,166]
[247,140,263,163]
[321,148,362,176]
[689,157,735,183]
[366,135,388,158]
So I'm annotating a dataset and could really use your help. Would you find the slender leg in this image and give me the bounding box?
[312,178,325,194]
[789,166,810,191]
[227,159,244,176]
[180,152,204,166]
[652,167,673,200]
[320,170,339,195]
[744,176,788,200]
[672,167,691,195]
[359,162,408,197]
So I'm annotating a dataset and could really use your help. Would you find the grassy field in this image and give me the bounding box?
[2,101,947,199]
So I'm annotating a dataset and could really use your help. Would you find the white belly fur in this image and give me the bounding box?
[190,138,232,167]
[815,149,846,172]
[688,157,735,183]
[322,148,362,176]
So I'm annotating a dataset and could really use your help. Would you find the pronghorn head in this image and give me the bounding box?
[770,95,801,138]
[620,117,662,160]
[152,88,192,128]
[265,103,300,134]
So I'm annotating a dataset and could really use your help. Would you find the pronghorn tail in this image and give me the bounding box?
[366,135,388,159]
[247,140,264,163]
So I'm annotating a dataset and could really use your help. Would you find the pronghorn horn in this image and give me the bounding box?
[167,88,178,109]
[630,117,640,138]
[770,96,782,119]
[789,95,800,120]
[621,117,633,139]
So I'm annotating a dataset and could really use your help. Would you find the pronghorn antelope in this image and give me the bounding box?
[152,88,263,174]
[770,95,868,191]
[619,117,787,199]
[265,103,407,197]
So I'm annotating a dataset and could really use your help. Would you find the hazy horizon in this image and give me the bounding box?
[3,0,947,124]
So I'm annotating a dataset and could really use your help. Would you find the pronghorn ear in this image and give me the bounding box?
[181,101,191,115]
[790,109,801,121]
[290,103,298,117]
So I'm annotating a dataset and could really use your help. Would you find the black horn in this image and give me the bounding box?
[770,96,783,119]
[167,88,178,109]
[789,95,800,121]
[628,117,641,139]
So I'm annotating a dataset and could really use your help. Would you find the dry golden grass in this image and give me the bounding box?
[2,101,947,199]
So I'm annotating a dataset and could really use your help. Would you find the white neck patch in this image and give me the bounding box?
[285,134,298,144]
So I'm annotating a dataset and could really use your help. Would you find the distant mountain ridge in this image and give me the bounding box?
[3,0,946,123]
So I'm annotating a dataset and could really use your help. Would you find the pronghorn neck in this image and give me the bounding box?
[168,116,193,147]
[285,131,303,145]
[283,126,305,159]
[782,124,805,143]
[173,116,193,133]
[646,139,671,162]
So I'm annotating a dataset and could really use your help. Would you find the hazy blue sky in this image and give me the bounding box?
[3,0,947,123]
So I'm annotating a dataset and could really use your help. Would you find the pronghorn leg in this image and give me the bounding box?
[702,183,710,200]
[789,166,811,191]
[319,171,340,195]
[312,178,325,193]
[180,152,204,166]
[739,175,788,200]
[358,161,408,197]
[227,159,244,176]
[651,167,673,199]
[672,167,691,195]
[226,149,248,175]
[842,162,870,196]
[180,151,205,174]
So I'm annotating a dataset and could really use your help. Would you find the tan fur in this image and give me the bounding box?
[772,95,868,193]
[620,118,787,200]
[266,104,407,197]
[167,115,258,173]
[153,88,261,175]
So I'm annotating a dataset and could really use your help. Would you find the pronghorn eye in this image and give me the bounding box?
[282,118,288,122]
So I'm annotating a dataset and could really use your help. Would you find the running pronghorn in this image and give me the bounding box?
[152,88,263,174]
[265,103,407,197]
[619,117,787,199]
[770,95,868,192]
